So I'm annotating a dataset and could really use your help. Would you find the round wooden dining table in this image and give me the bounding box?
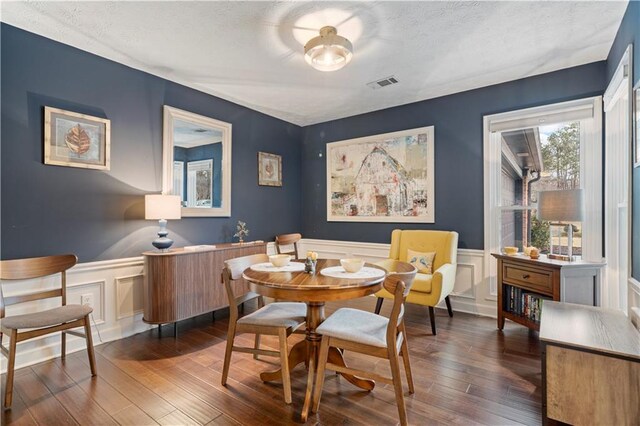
[242,259,387,422]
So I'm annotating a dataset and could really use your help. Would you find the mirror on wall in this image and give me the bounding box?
[162,106,232,217]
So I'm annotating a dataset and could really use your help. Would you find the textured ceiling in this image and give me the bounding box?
[1,1,628,126]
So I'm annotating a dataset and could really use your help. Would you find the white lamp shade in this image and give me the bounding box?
[537,189,584,222]
[145,194,181,220]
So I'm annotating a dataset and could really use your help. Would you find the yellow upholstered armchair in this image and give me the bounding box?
[374,229,459,335]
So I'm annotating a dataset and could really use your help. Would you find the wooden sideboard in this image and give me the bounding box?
[540,301,640,425]
[143,242,267,325]
[492,253,604,331]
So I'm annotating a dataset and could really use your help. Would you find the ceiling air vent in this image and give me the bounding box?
[366,75,399,90]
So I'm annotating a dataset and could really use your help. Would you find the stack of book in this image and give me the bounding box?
[503,284,550,323]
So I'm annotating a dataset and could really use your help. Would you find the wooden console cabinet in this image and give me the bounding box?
[540,302,640,425]
[492,253,604,331]
[143,242,267,325]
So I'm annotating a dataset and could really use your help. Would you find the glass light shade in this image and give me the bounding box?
[304,26,353,72]
[537,189,584,222]
[145,194,181,220]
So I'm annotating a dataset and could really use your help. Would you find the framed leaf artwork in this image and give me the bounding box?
[258,151,282,187]
[44,106,111,170]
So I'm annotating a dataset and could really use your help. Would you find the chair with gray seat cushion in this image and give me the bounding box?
[312,261,417,426]
[221,253,306,404]
[0,254,97,408]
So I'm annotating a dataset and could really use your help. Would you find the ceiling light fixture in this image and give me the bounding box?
[304,26,353,72]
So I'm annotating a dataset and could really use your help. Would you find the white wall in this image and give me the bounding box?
[1,240,491,373]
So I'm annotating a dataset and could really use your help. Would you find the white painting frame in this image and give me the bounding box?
[326,126,435,223]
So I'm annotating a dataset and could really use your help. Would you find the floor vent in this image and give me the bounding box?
[366,75,399,90]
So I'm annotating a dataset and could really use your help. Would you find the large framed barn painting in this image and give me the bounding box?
[327,126,435,223]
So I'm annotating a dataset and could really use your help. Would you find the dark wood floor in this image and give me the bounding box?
[2,297,542,425]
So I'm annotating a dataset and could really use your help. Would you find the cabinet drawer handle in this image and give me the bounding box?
[522,274,530,279]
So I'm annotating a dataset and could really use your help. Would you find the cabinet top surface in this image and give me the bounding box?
[143,241,267,256]
[491,253,605,269]
[540,301,640,360]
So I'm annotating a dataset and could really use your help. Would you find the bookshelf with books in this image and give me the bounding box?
[492,253,604,332]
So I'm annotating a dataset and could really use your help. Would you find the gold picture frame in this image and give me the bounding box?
[258,151,282,187]
[44,106,111,170]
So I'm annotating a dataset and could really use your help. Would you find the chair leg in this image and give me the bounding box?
[278,329,292,404]
[375,297,384,314]
[221,324,236,386]
[311,336,330,413]
[253,334,261,360]
[61,331,66,361]
[428,307,437,335]
[83,316,97,376]
[445,296,453,317]
[388,346,409,426]
[4,329,18,408]
[399,323,414,394]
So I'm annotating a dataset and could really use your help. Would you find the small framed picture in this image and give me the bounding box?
[44,106,111,170]
[258,152,282,187]
[634,81,640,168]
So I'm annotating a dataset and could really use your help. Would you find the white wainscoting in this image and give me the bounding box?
[1,240,493,373]
[0,256,149,373]
[299,239,494,318]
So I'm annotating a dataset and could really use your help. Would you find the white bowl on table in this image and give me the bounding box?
[269,254,291,267]
[340,258,365,273]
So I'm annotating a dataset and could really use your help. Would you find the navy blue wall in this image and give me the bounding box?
[606,0,640,280]
[1,24,302,262]
[302,63,607,249]
[174,143,223,206]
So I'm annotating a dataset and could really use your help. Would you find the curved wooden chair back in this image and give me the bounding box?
[382,261,417,337]
[222,253,268,323]
[275,233,301,259]
[0,254,78,318]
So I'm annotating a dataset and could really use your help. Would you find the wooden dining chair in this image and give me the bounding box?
[0,254,97,409]
[275,233,302,259]
[312,261,417,425]
[221,253,306,404]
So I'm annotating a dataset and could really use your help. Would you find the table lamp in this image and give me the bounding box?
[145,194,181,250]
[537,189,583,261]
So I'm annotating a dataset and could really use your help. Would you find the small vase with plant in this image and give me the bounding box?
[234,221,249,243]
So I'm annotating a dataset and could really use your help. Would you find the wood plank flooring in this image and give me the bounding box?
[2,297,542,425]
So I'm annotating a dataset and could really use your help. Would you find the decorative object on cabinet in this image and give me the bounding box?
[145,194,181,250]
[492,253,605,331]
[142,242,267,335]
[540,302,640,425]
[374,229,458,335]
[258,152,282,186]
[162,105,232,217]
[44,106,110,170]
[326,126,435,223]
[634,81,640,168]
[0,254,97,408]
[234,220,249,243]
[537,189,584,261]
